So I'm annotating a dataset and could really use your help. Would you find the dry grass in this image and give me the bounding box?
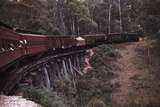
[130,74,147,81]
[131,57,147,70]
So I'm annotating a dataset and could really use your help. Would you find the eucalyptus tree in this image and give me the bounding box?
[139,0,160,33]
[86,0,109,33]
[118,0,122,33]
[0,0,8,8]
[108,0,112,34]
[64,0,96,35]
[122,0,160,33]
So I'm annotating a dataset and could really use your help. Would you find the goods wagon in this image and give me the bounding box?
[93,34,106,43]
[76,37,85,46]
[81,34,106,45]
[81,35,96,45]
[108,33,139,42]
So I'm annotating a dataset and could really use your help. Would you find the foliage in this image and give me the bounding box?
[98,45,121,58]
[0,0,7,8]
[0,0,160,34]
[130,74,147,81]
[86,97,107,107]
[137,0,160,34]
[19,86,69,107]
[76,45,120,106]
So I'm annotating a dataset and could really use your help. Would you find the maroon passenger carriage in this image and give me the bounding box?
[0,23,85,70]
[47,36,77,49]
[0,25,49,70]
[20,33,47,55]
[0,22,141,71]
[0,24,22,69]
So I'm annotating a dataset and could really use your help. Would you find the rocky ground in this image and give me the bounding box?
[0,95,41,107]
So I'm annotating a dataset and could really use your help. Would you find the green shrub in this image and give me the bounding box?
[19,86,69,107]
[98,45,121,58]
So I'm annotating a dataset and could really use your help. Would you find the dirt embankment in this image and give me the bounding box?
[111,37,160,106]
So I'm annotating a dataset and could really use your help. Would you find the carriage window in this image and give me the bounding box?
[1,39,7,52]
[5,40,11,51]
[0,39,3,53]
[9,40,15,51]
[8,40,19,51]
[0,39,19,52]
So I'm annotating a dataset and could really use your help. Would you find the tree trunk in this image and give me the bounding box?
[72,18,75,36]
[108,0,112,34]
[119,0,123,33]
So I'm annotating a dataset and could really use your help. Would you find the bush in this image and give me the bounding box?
[19,86,69,107]
[98,45,121,58]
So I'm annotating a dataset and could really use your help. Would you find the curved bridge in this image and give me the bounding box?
[0,22,142,94]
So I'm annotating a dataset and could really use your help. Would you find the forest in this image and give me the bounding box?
[0,0,160,35]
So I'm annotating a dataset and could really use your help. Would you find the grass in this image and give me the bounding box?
[131,56,147,70]
[86,96,107,107]
[90,45,121,70]
[130,74,147,81]
[111,103,160,107]
[76,45,121,106]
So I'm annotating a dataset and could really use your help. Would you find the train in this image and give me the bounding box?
[0,22,141,70]
[0,22,106,70]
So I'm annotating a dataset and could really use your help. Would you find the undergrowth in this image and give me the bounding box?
[18,86,69,107]
[130,74,147,81]
[76,45,121,107]
[98,45,121,58]
[112,103,160,107]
